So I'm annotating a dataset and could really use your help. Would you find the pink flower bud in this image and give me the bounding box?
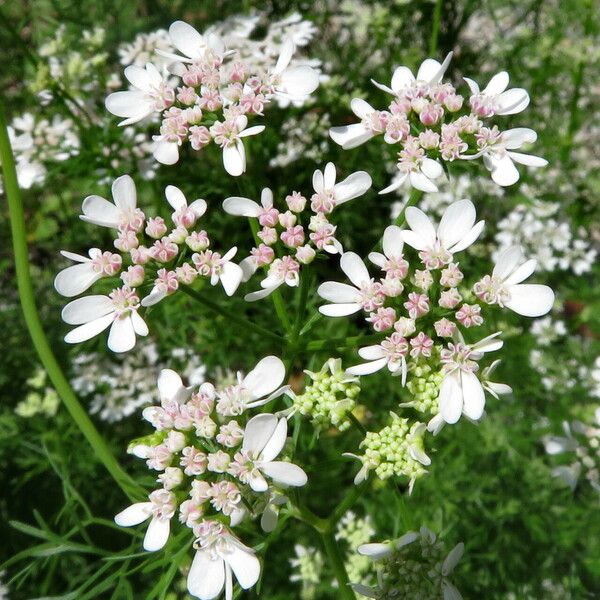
[286,191,307,213]
[439,288,462,309]
[455,303,484,328]
[250,244,275,267]
[130,245,151,265]
[394,317,416,337]
[434,318,457,338]
[418,129,440,149]
[404,292,429,319]
[184,106,203,125]
[121,264,145,287]
[414,269,434,291]
[258,207,280,228]
[146,216,168,239]
[186,230,210,252]
[177,86,198,106]
[168,226,188,244]
[189,125,211,150]
[176,262,197,284]
[91,251,122,276]
[367,307,397,332]
[409,331,434,358]
[150,238,179,263]
[296,244,316,265]
[258,226,278,245]
[114,229,139,252]
[281,225,305,248]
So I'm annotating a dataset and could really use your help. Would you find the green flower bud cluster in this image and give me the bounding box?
[358,413,429,488]
[335,511,375,585]
[293,358,361,432]
[15,368,60,418]
[405,362,444,415]
[289,544,324,600]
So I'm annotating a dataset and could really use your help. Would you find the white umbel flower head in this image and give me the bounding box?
[270,38,320,99]
[105,63,172,126]
[62,287,148,353]
[240,414,308,492]
[311,162,372,212]
[464,71,530,116]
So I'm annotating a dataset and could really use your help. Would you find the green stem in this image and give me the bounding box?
[0,103,141,501]
[320,530,356,599]
[429,0,444,56]
[306,333,383,353]
[179,284,284,345]
[331,481,367,525]
[394,188,423,229]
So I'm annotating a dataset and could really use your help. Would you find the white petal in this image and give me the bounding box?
[244,286,280,302]
[450,220,485,253]
[242,414,279,456]
[329,124,374,150]
[169,21,205,59]
[505,284,554,317]
[490,154,520,187]
[187,551,225,600]
[378,175,405,195]
[405,207,436,247]
[54,263,102,297]
[143,517,170,552]
[443,581,464,600]
[483,71,509,95]
[114,502,152,527]
[243,356,286,400]
[410,170,438,193]
[463,76,480,95]
[357,543,392,559]
[461,371,485,420]
[189,199,207,218]
[220,262,243,296]
[224,544,261,590]
[503,127,537,149]
[108,316,137,353]
[112,175,136,211]
[64,313,114,344]
[261,461,307,487]
[131,311,149,336]
[504,258,537,286]
[418,52,452,83]
[341,252,370,287]
[437,199,476,250]
[223,143,245,177]
[496,88,529,115]
[124,65,153,92]
[351,98,375,119]
[248,472,269,492]
[105,91,152,119]
[279,66,319,98]
[153,139,179,165]
[391,66,416,92]
[346,358,388,376]
[319,303,362,317]
[507,151,548,167]
[323,162,336,189]
[334,171,372,204]
[420,158,443,180]
[493,246,523,280]
[261,503,279,533]
[238,125,265,138]
[358,345,386,360]
[439,374,463,424]
[62,295,113,324]
[158,369,185,402]
[312,168,323,193]
[318,281,361,303]
[165,185,187,211]
[260,418,288,462]
[368,251,386,268]
[80,195,120,228]
[274,38,294,74]
[382,225,404,257]
[222,196,261,217]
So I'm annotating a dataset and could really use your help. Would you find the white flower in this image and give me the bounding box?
[464,71,530,116]
[481,360,513,399]
[192,247,244,297]
[329,98,381,149]
[371,52,453,95]
[80,175,143,230]
[311,162,372,212]
[187,529,260,600]
[62,287,148,353]
[346,341,407,382]
[243,256,300,302]
[240,414,308,491]
[543,422,578,456]
[480,128,548,186]
[401,199,484,265]
[478,245,555,317]
[105,63,171,126]
[222,187,275,218]
[435,332,504,427]
[212,115,265,176]
[165,184,207,225]
[157,20,226,64]
[114,489,176,552]
[270,38,320,99]
[318,252,379,317]
[54,248,121,297]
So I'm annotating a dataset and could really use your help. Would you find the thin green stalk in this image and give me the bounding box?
[394,188,423,229]
[0,104,141,502]
[306,333,383,353]
[179,284,284,345]
[429,0,444,56]
[320,530,356,599]
[331,481,367,525]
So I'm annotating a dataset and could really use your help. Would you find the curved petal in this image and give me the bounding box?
[187,550,225,600]
[279,65,319,98]
[220,262,243,297]
[105,90,152,118]
[124,65,153,92]
[420,158,443,180]
[493,246,523,280]
[274,38,295,74]
[222,196,261,217]
[261,461,307,487]
[224,544,261,590]
[507,151,548,167]
[114,502,152,527]
[318,281,361,303]
[358,345,386,360]
[244,285,280,302]
[312,168,324,193]
[169,20,205,60]
[334,171,372,204]
[108,316,137,353]
[382,225,404,257]
[442,542,465,575]
[484,71,509,95]
[463,76,480,95]
[260,418,288,462]
[80,195,120,228]
[448,220,485,253]
[112,175,136,211]
[319,303,362,317]
[340,252,370,287]
[357,542,392,559]
[62,295,113,324]
[242,414,279,456]
[489,154,520,187]
[502,127,537,149]
[165,185,187,211]
[346,357,387,376]
[439,373,463,424]
[504,258,537,286]
[158,369,185,402]
[153,139,179,165]
[131,311,149,337]
[189,199,207,218]
[323,162,336,189]
[54,263,101,297]
[410,170,438,192]
[143,517,170,552]
[391,66,416,92]
[64,314,114,345]
[405,207,436,247]
[496,88,530,115]
[243,356,286,400]
[350,98,375,119]
[460,371,485,420]
[437,199,476,250]
[223,143,245,177]
[329,124,374,150]
[505,284,554,317]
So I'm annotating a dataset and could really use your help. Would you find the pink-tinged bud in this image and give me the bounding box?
[390,98,412,114]
[245,75,262,92]
[155,268,179,295]
[434,318,457,338]
[439,288,462,309]
[189,125,211,150]
[258,226,278,245]
[250,244,275,267]
[169,226,188,244]
[180,446,208,476]
[281,225,305,248]
[166,430,186,452]
[384,113,410,142]
[173,207,197,229]
[130,245,151,265]
[207,450,231,473]
[278,211,297,228]
[440,262,464,287]
[418,129,440,149]
[367,306,397,332]
[414,269,434,291]
[159,114,188,144]
[429,83,455,103]
[177,86,198,106]
[121,264,145,287]
[258,207,280,228]
[404,292,429,319]
[186,230,210,252]
[309,224,338,251]
[470,94,495,118]
[286,191,307,213]
[310,190,337,214]
[147,443,173,471]
[269,256,301,287]
[114,229,139,252]
[409,331,434,358]
[381,276,404,297]
[146,216,168,239]
[411,97,428,113]
[296,244,316,265]
[394,317,416,337]
[445,94,464,112]
[176,262,198,284]
[91,251,122,276]
[201,67,220,89]
[198,89,222,112]
[229,61,247,83]
[158,467,184,490]
[455,303,484,328]
[150,238,179,263]
[240,92,266,115]
[183,106,203,125]
[224,82,243,102]
[182,64,203,87]
[419,102,444,126]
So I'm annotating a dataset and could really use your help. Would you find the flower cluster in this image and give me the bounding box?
[55,175,245,352]
[14,368,60,419]
[330,54,547,192]
[353,527,464,600]
[115,357,307,600]
[223,162,372,300]
[543,409,600,494]
[291,358,361,432]
[106,20,320,174]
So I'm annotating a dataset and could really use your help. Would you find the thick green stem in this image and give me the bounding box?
[0,104,141,501]
[179,284,284,345]
[320,530,356,599]
[429,0,444,56]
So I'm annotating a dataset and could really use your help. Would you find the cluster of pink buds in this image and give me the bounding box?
[113,357,307,599]
[55,175,245,353]
[223,162,372,301]
[319,199,553,439]
[330,53,547,191]
[106,21,320,176]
